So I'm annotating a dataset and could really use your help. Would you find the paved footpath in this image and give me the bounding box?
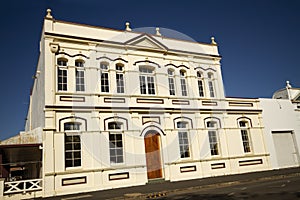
[40,167,300,200]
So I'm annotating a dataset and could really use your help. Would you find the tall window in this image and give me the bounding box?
[197,71,204,97]
[108,122,124,164]
[100,62,109,92]
[139,67,155,95]
[64,122,81,168]
[207,121,219,156]
[168,69,175,95]
[116,64,125,93]
[57,59,68,91]
[177,121,190,158]
[208,73,215,97]
[180,70,187,96]
[239,121,251,153]
[75,60,85,91]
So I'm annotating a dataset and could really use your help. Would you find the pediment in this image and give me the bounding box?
[294,93,300,101]
[125,34,168,50]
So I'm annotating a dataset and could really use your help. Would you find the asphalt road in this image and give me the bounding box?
[39,168,300,200]
[158,175,300,200]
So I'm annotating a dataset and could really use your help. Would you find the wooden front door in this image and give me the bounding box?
[144,132,163,179]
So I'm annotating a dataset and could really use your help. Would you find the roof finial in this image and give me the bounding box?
[125,22,132,31]
[156,27,161,36]
[211,36,217,45]
[286,80,292,89]
[46,9,53,19]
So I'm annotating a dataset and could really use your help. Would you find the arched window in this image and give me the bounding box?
[238,120,252,153]
[180,70,187,96]
[116,63,125,93]
[176,121,190,158]
[57,58,68,91]
[168,69,175,95]
[205,118,220,156]
[208,72,215,98]
[139,67,155,95]
[197,71,205,97]
[108,121,124,164]
[100,62,109,92]
[75,60,85,91]
[64,122,81,131]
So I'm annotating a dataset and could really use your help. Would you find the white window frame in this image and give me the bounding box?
[208,72,215,98]
[57,58,68,91]
[108,121,125,164]
[168,69,176,96]
[139,66,156,95]
[64,122,82,169]
[238,120,252,153]
[100,62,110,93]
[180,70,188,96]
[116,64,125,93]
[206,120,220,156]
[197,71,205,97]
[75,60,85,92]
[177,121,191,159]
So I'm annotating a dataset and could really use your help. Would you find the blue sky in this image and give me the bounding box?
[0,0,299,140]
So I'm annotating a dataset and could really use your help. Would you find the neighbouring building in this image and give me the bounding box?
[0,9,299,199]
[260,81,300,169]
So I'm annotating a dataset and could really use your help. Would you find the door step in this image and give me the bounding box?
[147,178,169,184]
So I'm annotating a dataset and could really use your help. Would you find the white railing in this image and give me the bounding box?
[4,179,42,194]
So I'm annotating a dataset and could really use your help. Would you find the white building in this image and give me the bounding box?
[1,9,299,198]
[260,82,300,169]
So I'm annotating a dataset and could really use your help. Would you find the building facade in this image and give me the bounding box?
[4,9,300,198]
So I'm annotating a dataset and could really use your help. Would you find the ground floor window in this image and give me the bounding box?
[178,131,190,158]
[109,133,124,164]
[65,134,81,168]
[208,131,219,156]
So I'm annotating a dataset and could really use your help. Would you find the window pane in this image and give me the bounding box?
[139,76,146,94]
[180,78,187,96]
[109,133,124,164]
[177,121,187,128]
[101,72,109,92]
[58,68,67,91]
[208,81,215,97]
[178,131,190,158]
[168,77,175,95]
[75,61,84,67]
[198,80,204,97]
[208,131,219,155]
[65,135,81,168]
[100,63,108,70]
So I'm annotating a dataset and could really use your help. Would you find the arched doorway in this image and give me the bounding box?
[144,132,163,179]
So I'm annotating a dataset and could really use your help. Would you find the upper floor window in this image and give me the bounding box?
[168,69,175,95]
[139,67,155,95]
[57,59,67,66]
[197,72,205,97]
[75,60,85,92]
[239,121,252,153]
[57,58,68,91]
[206,120,220,156]
[116,64,125,93]
[177,121,190,158]
[180,70,187,96]
[208,73,215,98]
[108,121,124,164]
[100,62,109,92]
